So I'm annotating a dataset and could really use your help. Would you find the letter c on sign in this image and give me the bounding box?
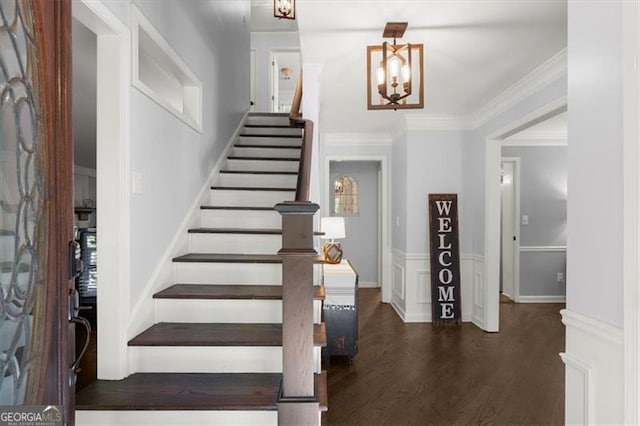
[438,251,452,266]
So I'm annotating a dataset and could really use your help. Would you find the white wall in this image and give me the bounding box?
[250,32,300,112]
[101,0,250,308]
[562,2,625,424]
[567,2,623,329]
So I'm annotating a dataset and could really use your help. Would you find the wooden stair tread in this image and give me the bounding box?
[173,253,280,263]
[154,284,325,300]
[219,170,298,175]
[128,322,326,347]
[188,227,323,236]
[172,253,325,263]
[239,134,301,139]
[227,156,299,161]
[244,124,293,128]
[234,144,301,149]
[210,186,296,191]
[76,372,328,411]
[248,112,289,117]
[200,205,275,211]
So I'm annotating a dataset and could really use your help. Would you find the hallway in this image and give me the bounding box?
[324,289,564,425]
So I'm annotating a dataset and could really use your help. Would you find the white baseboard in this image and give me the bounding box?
[359,281,379,288]
[124,111,248,374]
[561,308,624,425]
[517,295,566,303]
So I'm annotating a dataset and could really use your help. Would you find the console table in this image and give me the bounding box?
[322,260,358,364]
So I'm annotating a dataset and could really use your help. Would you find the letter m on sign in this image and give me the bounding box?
[428,193,462,325]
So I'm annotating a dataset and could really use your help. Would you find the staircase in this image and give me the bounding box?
[76,113,327,425]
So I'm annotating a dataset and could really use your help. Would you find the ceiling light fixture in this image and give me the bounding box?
[367,22,424,111]
[274,0,295,20]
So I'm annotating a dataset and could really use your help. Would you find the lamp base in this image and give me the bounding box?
[322,242,343,264]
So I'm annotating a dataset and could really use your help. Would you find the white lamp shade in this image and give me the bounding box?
[321,217,346,240]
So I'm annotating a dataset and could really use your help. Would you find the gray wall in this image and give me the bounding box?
[502,145,567,297]
[102,0,251,307]
[330,161,379,285]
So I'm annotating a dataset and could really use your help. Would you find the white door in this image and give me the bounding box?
[271,55,279,112]
[250,49,256,112]
[500,158,520,302]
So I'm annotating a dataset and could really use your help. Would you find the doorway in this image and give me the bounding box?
[484,100,567,331]
[72,0,130,380]
[329,161,381,288]
[500,158,520,302]
[269,49,300,113]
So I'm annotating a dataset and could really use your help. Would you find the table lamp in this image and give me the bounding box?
[321,217,346,264]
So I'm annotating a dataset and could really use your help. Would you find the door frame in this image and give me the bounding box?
[623,1,640,421]
[250,48,256,112]
[483,98,567,332]
[72,0,131,379]
[500,157,521,302]
[268,48,300,113]
[324,155,391,302]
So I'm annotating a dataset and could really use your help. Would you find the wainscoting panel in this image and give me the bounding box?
[561,309,624,425]
[389,250,482,323]
[391,251,406,318]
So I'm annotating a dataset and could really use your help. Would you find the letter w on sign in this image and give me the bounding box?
[428,194,462,325]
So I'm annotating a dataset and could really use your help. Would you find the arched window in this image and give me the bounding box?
[334,175,359,215]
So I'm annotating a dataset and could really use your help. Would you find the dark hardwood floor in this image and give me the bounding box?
[324,289,565,426]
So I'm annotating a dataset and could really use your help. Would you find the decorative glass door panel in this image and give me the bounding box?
[0,0,73,417]
[0,0,46,405]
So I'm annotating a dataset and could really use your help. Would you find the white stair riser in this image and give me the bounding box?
[157,299,322,324]
[227,159,298,172]
[233,147,301,158]
[237,136,301,147]
[200,209,281,229]
[243,127,302,136]
[189,233,281,254]
[217,173,297,188]
[129,346,322,373]
[174,262,282,285]
[210,190,294,207]
[76,410,278,426]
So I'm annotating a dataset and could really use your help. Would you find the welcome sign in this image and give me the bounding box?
[428,194,462,325]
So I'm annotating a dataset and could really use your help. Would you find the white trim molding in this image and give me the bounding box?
[484,97,568,333]
[400,49,567,132]
[518,295,565,303]
[130,5,203,132]
[519,245,567,252]
[502,138,567,147]
[470,48,567,128]
[561,309,624,425]
[389,250,482,323]
[73,0,132,380]
[324,132,393,146]
[623,2,640,423]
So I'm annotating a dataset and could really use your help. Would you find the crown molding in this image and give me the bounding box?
[503,137,567,147]
[324,132,393,146]
[469,48,567,128]
[401,48,567,132]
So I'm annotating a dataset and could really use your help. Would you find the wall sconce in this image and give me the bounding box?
[274,0,295,20]
[321,217,346,264]
[367,22,424,111]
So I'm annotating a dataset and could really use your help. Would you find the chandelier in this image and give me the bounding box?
[367,22,424,110]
